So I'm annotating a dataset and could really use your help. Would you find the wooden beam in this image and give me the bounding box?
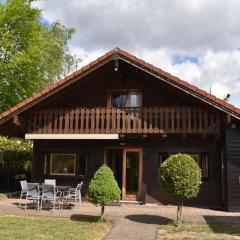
[13,115,21,126]
[227,114,232,124]
[13,115,26,130]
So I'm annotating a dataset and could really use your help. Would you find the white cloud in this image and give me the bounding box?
[32,0,240,107]
[33,0,240,52]
[140,49,240,104]
[211,83,230,99]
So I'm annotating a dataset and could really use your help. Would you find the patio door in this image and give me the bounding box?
[105,148,143,201]
[106,149,123,196]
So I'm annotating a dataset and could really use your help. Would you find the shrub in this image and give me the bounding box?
[87,165,121,221]
[0,136,32,170]
[157,153,202,226]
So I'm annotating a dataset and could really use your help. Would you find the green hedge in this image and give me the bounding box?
[0,136,32,170]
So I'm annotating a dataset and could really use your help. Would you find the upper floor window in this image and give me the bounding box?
[108,90,142,108]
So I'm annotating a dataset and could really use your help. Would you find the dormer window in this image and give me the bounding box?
[108,90,142,108]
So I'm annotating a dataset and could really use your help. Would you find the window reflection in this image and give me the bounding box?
[51,154,76,175]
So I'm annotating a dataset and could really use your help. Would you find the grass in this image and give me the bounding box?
[159,221,240,236]
[0,193,6,200]
[0,214,111,240]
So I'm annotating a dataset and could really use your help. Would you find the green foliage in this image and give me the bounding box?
[158,153,202,226]
[0,136,32,170]
[88,165,121,206]
[158,153,202,200]
[0,0,81,112]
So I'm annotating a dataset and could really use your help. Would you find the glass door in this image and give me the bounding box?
[105,147,143,201]
[122,149,143,201]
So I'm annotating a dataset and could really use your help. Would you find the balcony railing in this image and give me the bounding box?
[26,107,220,135]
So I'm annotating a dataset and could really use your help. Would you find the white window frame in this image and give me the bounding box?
[50,153,76,176]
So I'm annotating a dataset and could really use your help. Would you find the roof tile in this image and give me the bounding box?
[153,66,162,74]
[32,92,42,99]
[24,97,33,105]
[135,58,145,66]
[121,51,136,61]
[205,93,216,101]
[215,98,226,106]
[17,101,27,108]
[41,87,50,95]
[9,106,18,113]
[144,62,154,70]
[81,64,91,72]
[1,110,10,118]
[170,76,182,84]
[225,102,235,110]
[49,82,59,90]
[65,74,74,81]
[187,84,198,91]
[57,79,66,85]
[196,88,207,96]
[89,59,99,67]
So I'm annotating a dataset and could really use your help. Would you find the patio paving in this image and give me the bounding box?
[0,198,240,240]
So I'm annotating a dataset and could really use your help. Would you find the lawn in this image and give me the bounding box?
[158,222,240,240]
[0,214,111,240]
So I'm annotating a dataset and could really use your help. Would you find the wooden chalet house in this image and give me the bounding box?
[0,48,240,211]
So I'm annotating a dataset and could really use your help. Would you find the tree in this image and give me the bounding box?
[0,0,81,112]
[157,153,202,227]
[87,165,121,222]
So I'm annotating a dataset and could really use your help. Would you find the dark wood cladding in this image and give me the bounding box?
[26,107,220,135]
[31,136,221,207]
[142,137,221,207]
[225,128,240,211]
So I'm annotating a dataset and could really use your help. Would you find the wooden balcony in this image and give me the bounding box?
[26,107,220,135]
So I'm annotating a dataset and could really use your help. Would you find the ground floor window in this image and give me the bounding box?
[50,154,76,175]
[44,152,88,176]
[159,152,209,180]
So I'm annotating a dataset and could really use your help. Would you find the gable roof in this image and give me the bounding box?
[0,47,240,124]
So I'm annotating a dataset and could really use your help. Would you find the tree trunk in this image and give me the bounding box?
[176,199,183,227]
[100,205,105,222]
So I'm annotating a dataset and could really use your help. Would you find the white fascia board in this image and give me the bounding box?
[25,134,119,140]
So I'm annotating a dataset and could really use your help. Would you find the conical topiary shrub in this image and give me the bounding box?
[87,164,121,221]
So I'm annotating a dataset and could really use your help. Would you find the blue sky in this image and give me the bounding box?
[172,55,199,65]
[38,17,51,27]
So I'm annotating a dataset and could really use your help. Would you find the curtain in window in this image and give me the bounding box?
[112,93,127,107]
